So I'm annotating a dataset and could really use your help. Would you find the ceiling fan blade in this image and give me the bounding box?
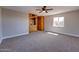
[45,10,48,13]
[47,9,53,10]
[43,6,47,8]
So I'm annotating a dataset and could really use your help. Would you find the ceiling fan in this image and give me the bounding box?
[36,6,53,13]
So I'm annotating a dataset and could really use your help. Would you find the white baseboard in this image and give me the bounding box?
[57,32,79,37]
[62,33,79,37]
[0,32,29,44]
[46,31,79,37]
[2,33,29,40]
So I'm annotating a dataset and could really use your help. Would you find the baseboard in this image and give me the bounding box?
[62,33,79,37]
[46,31,79,37]
[57,32,79,37]
[2,33,29,40]
[0,32,29,44]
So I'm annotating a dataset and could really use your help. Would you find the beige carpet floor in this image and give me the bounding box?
[0,31,79,52]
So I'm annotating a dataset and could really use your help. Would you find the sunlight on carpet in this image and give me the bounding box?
[47,32,59,36]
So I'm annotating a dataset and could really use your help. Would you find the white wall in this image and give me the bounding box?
[2,8,29,38]
[45,10,79,37]
[0,8,2,43]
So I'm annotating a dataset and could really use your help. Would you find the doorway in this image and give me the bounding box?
[29,13,44,32]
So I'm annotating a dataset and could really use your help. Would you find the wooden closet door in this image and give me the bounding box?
[40,16,44,31]
[37,16,44,31]
[38,16,41,30]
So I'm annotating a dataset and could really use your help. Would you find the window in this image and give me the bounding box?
[53,17,64,27]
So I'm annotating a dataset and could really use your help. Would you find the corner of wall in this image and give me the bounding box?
[0,8,3,44]
[0,38,3,44]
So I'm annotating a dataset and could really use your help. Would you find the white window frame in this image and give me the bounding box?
[53,17,64,27]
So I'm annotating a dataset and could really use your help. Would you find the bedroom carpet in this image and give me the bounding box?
[0,31,79,52]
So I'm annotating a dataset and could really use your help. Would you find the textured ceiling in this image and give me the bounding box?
[2,6,79,16]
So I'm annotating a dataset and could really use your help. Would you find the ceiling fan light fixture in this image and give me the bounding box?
[43,11,45,12]
[36,6,53,13]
